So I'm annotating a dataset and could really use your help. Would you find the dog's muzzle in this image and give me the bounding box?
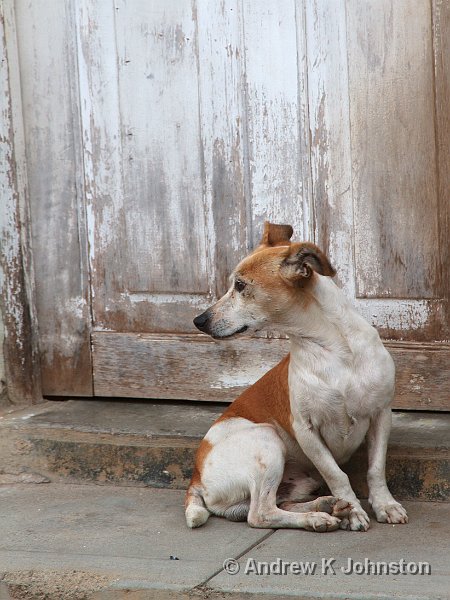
[193,310,249,338]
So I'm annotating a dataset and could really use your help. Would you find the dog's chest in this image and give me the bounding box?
[288,341,394,448]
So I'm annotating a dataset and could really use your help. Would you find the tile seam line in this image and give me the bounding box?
[194,529,276,589]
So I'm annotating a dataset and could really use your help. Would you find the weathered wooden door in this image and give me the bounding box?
[12,0,449,408]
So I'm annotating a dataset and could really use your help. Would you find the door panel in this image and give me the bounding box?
[348,0,441,300]
[307,0,449,341]
[116,0,208,295]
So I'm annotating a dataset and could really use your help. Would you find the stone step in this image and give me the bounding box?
[0,400,449,501]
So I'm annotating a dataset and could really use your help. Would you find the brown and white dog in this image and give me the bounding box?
[185,222,408,532]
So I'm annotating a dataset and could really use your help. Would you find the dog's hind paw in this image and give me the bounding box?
[314,496,352,518]
[305,512,341,532]
[331,499,353,518]
[374,502,408,524]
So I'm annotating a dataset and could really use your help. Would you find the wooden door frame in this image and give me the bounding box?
[0,0,41,407]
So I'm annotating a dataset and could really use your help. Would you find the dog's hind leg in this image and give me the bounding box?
[202,422,340,531]
[246,441,341,532]
[185,481,210,528]
[279,497,352,519]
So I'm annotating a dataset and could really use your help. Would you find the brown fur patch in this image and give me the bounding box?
[237,247,292,290]
[216,354,295,438]
[186,438,213,503]
[236,247,317,311]
[260,221,294,247]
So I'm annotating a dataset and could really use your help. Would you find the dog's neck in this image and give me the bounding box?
[285,275,373,362]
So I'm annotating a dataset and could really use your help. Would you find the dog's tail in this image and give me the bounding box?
[185,482,210,528]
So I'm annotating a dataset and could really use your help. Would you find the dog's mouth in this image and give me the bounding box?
[211,325,249,340]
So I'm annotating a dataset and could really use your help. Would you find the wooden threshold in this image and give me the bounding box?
[92,333,450,411]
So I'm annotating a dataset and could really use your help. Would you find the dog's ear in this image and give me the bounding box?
[280,243,336,282]
[260,221,294,247]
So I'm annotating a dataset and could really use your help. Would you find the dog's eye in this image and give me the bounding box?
[234,279,246,293]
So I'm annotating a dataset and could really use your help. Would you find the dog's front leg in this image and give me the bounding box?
[293,421,370,531]
[367,407,408,524]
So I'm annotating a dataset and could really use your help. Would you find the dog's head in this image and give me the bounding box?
[193,222,335,339]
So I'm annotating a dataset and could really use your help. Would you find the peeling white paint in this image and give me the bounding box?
[0,1,32,392]
[210,365,268,389]
[85,202,96,269]
[327,230,353,297]
[409,374,425,392]
[355,299,432,331]
[123,292,212,307]
[243,1,304,245]
[42,297,89,362]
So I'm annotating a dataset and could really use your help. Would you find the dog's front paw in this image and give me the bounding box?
[339,506,370,532]
[373,502,408,524]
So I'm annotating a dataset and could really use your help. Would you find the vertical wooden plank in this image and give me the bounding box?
[432,0,450,332]
[197,0,250,295]
[76,0,215,334]
[241,0,305,243]
[0,0,41,405]
[305,0,355,296]
[295,0,314,242]
[15,0,92,395]
[347,0,440,300]
[114,0,209,295]
[75,0,127,330]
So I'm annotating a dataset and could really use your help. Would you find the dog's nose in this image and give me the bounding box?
[193,311,210,332]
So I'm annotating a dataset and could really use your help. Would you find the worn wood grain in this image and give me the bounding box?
[115,0,208,295]
[77,0,242,330]
[305,0,355,297]
[15,0,92,395]
[295,0,314,241]
[432,0,450,337]
[242,0,305,243]
[75,0,128,332]
[0,0,41,405]
[197,0,250,297]
[347,0,441,300]
[388,342,450,411]
[93,333,450,410]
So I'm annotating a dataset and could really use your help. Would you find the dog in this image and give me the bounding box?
[185,222,408,532]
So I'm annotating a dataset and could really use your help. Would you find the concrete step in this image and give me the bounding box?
[0,400,449,501]
[0,483,448,599]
